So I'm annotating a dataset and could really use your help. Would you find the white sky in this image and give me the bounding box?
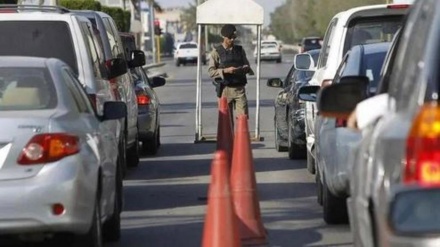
[155,0,285,26]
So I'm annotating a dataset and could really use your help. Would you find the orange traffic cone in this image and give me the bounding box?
[230,115,267,246]
[217,97,234,165]
[202,151,241,247]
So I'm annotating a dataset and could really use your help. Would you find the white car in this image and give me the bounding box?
[174,42,206,66]
[253,43,282,63]
[294,3,410,224]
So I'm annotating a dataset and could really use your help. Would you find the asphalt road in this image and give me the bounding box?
[109,51,353,247]
[1,51,353,247]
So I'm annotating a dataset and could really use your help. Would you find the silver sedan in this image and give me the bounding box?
[0,57,126,246]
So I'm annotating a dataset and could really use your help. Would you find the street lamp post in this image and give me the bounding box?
[149,0,157,63]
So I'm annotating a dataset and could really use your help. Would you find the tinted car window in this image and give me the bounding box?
[102,17,121,58]
[345,16,403,55]
[303,38,322,50]
[318,19,338,68]
[362,52,388,89]
[180,44,197,49]
[0,67,56,111]
[0,21,78,75]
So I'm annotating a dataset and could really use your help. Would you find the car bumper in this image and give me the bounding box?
[177,57,199,62]
[0,155,97,235]
[259,54,281,60]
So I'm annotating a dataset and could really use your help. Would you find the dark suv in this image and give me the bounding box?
[299,37,322,53]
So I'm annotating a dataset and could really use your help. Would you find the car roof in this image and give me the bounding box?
[302,37,322,40]
[0,10,78,21]
[0,56,53,68]
[332,4,409,22]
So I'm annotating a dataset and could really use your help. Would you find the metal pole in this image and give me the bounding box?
[205,26,209,54]
[255,25,262,140]
[156,35,161,63]
[195,24,203,142]
[149,0,157,63]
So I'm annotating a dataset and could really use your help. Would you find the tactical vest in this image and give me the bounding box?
[216,45,247,86]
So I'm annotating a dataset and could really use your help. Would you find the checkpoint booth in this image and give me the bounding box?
[194,0,264,143]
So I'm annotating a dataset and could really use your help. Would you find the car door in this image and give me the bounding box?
[61,67,118,215]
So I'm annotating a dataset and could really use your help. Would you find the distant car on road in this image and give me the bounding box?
[299,37,322,53]
[254,43,282,63]
[174,42,206,67]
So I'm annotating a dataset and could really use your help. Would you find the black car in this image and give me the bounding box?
[119,32,166,155]
[299,37,322,53]
[267,49,320,159]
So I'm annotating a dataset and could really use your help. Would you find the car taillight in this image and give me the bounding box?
[405,103,440,186]
[387,4,410,9]
[18,133,80,165]
[136,92,150,105]
[335,118,347,128]
[321,79,332,88]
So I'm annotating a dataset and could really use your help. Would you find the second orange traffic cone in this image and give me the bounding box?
[202,151,241,247]
[217,97,234,165]
[230,115,267,246]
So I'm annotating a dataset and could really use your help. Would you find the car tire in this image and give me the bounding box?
[126,134,139,168]
[276,58,282,63]
[323,177,348,224]
[75,198,103,247]
[157,126,161,147]
[288,120,306,159]
[118,138,127,178]
[103,176,121,242]
[316,170,323,206]
[142,128,159,155]
[275,119,288,152]
[175,59,180,67]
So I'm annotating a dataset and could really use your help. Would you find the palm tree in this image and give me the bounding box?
[180,0,197,32]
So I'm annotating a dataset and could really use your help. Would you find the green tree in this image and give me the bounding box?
[270,0,390,44]
[180,0,197,32]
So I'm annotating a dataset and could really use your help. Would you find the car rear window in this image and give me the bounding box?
[0,21,78,75]
[0,67,57,111]
[262,44,277,49]
[304,38,321,46]
[180,44,197,49]
[344,16,403,55]
[120,35,137,61]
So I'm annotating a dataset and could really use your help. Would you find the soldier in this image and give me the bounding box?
[208,24,254,117]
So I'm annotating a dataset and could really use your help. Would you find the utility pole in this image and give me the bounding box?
[149,0,157,63]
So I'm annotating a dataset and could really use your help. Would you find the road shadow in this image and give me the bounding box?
[161,99,275,111]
